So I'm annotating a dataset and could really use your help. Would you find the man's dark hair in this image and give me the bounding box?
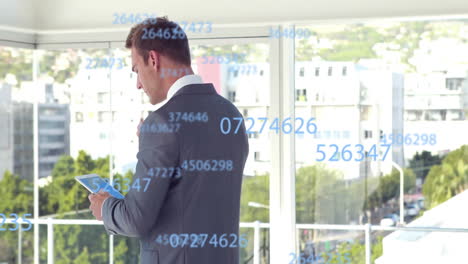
[125,16,191,66]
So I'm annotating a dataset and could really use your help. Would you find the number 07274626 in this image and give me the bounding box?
[219,117,317,135]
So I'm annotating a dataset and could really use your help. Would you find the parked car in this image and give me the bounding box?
[416,197,425,210]
[303,241,316,259]
[380,214,399,226]
[404,204,419,217]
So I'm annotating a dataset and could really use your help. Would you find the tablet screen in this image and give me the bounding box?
[76,174,124,199]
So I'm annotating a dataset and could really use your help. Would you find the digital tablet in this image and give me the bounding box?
[75,174,125,199]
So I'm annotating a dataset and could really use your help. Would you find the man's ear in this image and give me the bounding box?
[149,50,159,68]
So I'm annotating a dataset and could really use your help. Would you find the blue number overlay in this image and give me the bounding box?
[0,213,32,232]
[315,129,351,139]
[141,27,187,40]
[288,252,351,264]
[155,233,248,248]
[159,68,191,78]
[381,133,436,146]
[316,144,391,162]
[140,123,181,134]
[85,57,125,70]
[112,13,158,25]
[181,160,233,172]
[95,177,152,193]
[227,64,258,76]
[268,27,312,39]
[172,21,213,33]
[220,117,317,135]
[200,53,247,64]
[168,112,208,123]
[148,167,182,179]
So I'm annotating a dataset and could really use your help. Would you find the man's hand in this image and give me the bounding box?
[88,191,111,221]
[137,118,144,137]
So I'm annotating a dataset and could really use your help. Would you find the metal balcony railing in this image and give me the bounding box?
[4,218,468,264]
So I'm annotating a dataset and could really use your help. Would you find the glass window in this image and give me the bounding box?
[446,78,464,90]
[3,16,468,264]
[32,47,118,262]
[191,42,271,263]
[295,18,468,263]
[0,46,34,263]
[75,112,83,122]
[98,111,111,123]
[364,130,373,139]
[97,92,108,104]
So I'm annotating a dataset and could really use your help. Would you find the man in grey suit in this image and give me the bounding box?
[88,17,249,264]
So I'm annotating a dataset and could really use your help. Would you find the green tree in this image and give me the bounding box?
[240,164,356,225]
[365,168,416,211]
[329,235,383,264]
[0,171,33,213]
[52,155,75,178]
[0,48,85,85]
[240,174,269,222]
[371,236,383,263]
[315,25,385,62]
[114,239,129,264]
[296,164,347,224]
[37,49,84,84]
[0,170,34,263]
[75,150,96,176]
[36,150,137,263]
[409,151,443,182]
[73,247,91,264]
[296,21,443,73]
[0,47,33,83]
[423,145,468,209]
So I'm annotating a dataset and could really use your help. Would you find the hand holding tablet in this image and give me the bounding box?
[75,174,125,199]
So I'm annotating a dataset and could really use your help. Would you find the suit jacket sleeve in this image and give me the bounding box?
[101,124,179,237]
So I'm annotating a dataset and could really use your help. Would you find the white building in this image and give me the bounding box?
[0,80,70,180]
[68,66,153,174]
[67,60,468,181]
[403,70,468,162]
[0,82,13,180]
[220,60,405,179]
[295,61,404,179]
[222,62,271,176]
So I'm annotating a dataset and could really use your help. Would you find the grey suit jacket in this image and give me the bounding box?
[102,83,249,264]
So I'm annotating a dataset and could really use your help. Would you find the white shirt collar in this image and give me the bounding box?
[154,74,203,111]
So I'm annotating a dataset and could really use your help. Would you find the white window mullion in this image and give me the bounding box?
[33,48,40,264]
[269,24,296,264]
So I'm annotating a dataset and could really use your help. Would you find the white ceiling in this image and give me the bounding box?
[0,0,467,32]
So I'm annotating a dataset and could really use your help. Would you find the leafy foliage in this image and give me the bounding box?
[365,168,416,211]
[0,145,464,262]
[240,174,269,222]
[0,171,34,263]
[0,48,33,83]
[0,150,138,263]
[423,145,468,209]
[409,151,443,182]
